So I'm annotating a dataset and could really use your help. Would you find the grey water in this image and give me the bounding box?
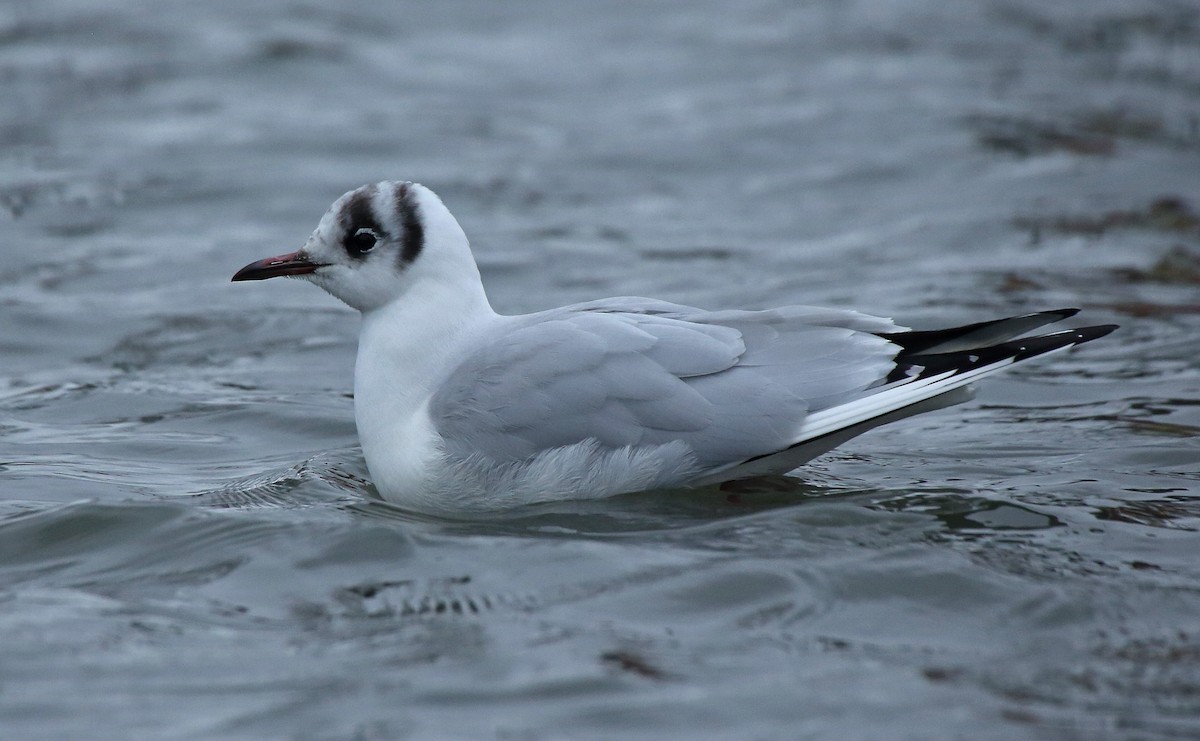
[2,0,1199,738]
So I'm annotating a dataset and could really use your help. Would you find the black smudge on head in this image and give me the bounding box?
[395,182,425,266]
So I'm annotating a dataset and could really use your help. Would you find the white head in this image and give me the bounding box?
[233,181,487,314]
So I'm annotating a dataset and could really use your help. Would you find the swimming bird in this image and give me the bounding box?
[233,181,1116,511]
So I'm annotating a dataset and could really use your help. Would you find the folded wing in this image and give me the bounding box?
[430,301,1115,484]
[429,299,904,469]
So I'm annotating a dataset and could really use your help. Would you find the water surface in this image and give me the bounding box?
[2,0,1199,738]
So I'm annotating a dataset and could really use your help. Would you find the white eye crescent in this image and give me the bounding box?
[346,227,378,255]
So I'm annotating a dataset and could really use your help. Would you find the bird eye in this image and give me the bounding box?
[346,228,378,255]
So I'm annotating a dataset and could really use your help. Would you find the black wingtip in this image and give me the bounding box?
[881,307,1088,356]
[890,321,1118,381]
[1009,324,1118,362]
[1047,307,1081,321]
[1071,323,1119,343]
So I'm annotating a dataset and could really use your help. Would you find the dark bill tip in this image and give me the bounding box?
[232,252,324,281]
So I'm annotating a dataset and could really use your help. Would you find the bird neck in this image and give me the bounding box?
[356,266,495,401]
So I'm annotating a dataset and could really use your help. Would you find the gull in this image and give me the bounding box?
[233,181,1116,512]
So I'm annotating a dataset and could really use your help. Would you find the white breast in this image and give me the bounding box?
[352,278,500,509]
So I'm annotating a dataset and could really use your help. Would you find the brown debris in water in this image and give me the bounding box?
[601,650,669,681]
[1014,197,1200,239]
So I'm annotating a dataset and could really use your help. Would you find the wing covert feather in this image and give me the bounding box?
[429,299,904,468]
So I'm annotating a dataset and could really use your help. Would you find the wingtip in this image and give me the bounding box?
[1049,307,1081,321]
[1072,324,1119,344]
[1018,307,1079,323]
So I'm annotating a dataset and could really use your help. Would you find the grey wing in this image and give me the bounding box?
[684,305,905,410]
[429,300,903,469]
[579,298,908,410]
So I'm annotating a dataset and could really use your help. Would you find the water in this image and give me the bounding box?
[2,0,1199,738]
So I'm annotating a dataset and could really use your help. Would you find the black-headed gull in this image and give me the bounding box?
[233,181,1116,511]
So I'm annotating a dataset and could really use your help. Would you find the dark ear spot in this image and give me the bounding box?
[395,183,425,266]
